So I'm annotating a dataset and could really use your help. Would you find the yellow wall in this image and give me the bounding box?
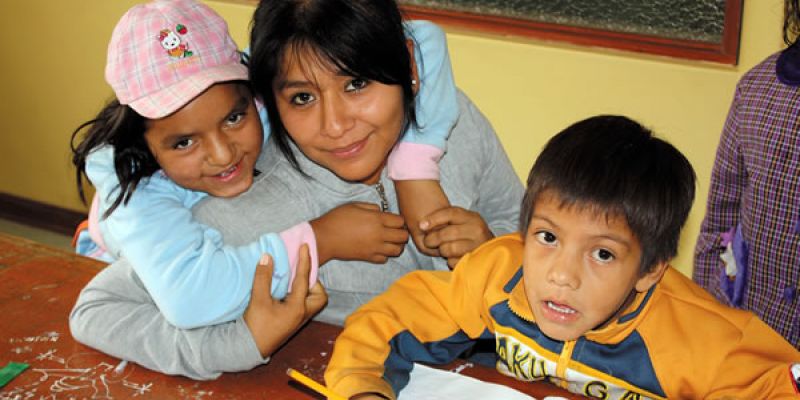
[0,1,142,207]
[0,0,785,275]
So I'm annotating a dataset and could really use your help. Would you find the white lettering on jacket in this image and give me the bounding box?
[495,332,657,400]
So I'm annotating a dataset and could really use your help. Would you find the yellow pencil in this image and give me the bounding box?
[287,368,347,400]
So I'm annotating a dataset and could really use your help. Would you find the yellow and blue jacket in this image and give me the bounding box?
[326,234,800,399]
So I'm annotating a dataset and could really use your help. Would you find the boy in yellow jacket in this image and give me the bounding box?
[325,115,800,399]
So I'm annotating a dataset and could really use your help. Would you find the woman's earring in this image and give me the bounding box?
[411,79,418,86]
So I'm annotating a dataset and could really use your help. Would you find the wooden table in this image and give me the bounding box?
[0,233,583,399]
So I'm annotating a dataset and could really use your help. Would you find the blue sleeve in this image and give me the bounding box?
[384,330,479,394]
[403,20,458,150]
[85,146,291,329]
[257,99,272,145]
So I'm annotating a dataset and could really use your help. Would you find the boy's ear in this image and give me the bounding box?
[634,261,669,293]
[406,39,419,95]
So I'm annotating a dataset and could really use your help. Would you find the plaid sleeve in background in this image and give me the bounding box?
[694,52,800,348]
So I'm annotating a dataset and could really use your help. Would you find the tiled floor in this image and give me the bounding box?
[0,218,73,251]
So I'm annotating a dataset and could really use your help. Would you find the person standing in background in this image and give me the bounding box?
[693,0,800,347]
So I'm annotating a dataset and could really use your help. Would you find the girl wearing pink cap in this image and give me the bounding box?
[70,0,461,364]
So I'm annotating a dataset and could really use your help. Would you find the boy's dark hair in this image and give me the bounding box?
[70,99,157,218]
[519,115,696,274]
[249,0,418,171]
[786,0,800,45]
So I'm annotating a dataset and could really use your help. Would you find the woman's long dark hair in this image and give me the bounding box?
[70,99,158,218]
[249,0,418,171]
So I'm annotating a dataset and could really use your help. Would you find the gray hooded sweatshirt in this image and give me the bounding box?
[69,91,524,379]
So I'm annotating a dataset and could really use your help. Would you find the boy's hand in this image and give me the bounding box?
[394,180,450,257]
[311,202,409,264]
[244,245,328,357]
[420,207,494,269]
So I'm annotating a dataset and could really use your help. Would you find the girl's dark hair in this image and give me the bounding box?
[785,0,800,45]
[249,0,418,171]
[518,115,696,274]
[70,99,158,218]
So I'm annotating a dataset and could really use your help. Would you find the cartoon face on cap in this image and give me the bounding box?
[158,25,193,59]
[159,29,181,50]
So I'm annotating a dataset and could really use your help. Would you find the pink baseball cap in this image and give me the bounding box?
[105,0,248,119]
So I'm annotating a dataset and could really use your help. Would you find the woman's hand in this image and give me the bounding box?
[244,245,327,357]
[419,207,494,269]
[311,202,409,264]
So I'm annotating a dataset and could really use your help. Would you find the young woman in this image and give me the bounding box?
[70,0,523,379]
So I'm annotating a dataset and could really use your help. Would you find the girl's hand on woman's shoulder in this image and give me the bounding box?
[394,180,450,258]
[310,202,409,265]
[419,207,494,269]
[244,245,327,357]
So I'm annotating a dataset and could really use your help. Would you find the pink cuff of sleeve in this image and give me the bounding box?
[87,193,108,252]
[387,143,443,180]
[279,221,319,290]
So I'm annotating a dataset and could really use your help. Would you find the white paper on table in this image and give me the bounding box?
[397,363,536,400]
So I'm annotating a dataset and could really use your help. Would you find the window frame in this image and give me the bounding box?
[401,0,743,65]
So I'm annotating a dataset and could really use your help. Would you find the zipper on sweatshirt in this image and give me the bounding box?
[374,182,389,212]
[555,340,575,389]
[506,302,575,389]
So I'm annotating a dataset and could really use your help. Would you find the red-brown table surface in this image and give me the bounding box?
[0,232,583,399]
